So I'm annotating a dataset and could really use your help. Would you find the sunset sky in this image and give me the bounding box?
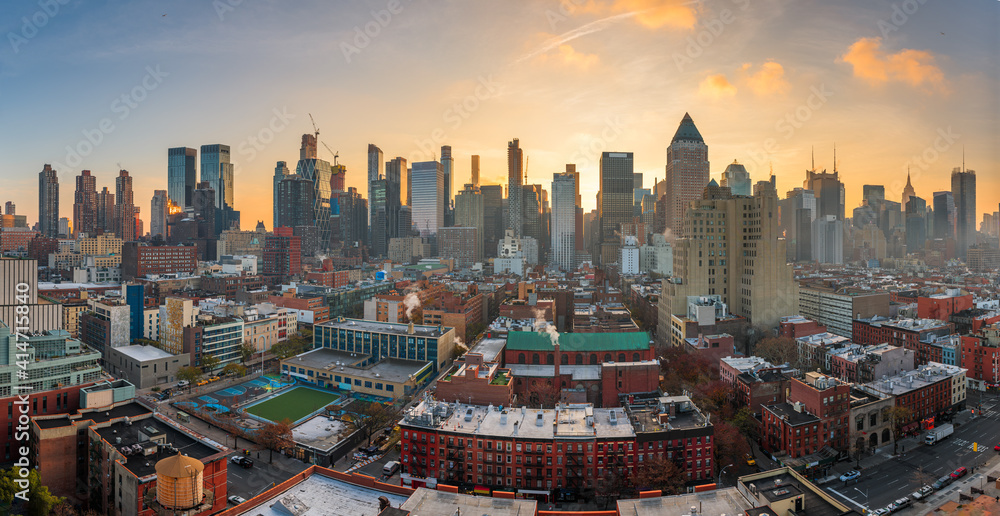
[2,0,997,229]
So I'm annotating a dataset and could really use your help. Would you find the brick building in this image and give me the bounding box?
[852,316,954,366]
[306,269,351,288]
[268,290,331,326]
[961,325,1000,391]
[917,290,974,321]
[436,352,514,407]
[121,242,198,280]
[262,227,302,277]
[200,274,266,298]
[828,343,915,384]
[682,333,735,364]
[397,395,714,497]
[778,315,827,339]
[734,369,789,417]
[857,362,967,430]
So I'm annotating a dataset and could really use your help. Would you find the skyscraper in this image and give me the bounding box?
[275,174,315,229]
[455,183,484,262]
[780,188,816,262]
[720,161,751,196]
[522,184,544,254]
[905,195,927,253]
[201,144,235,211]
[386,157,407,235]
[804,166,845,221]
[481,184,504,258]
[4,202,13,215]
[168,147,197,208]
[368,143,383,227]
[664,113,709,237]
[901,171,916,206]
[38,164,59,238]
[410,161,444,236]
[932,191,955,241]
[471,155,480,187]
[114,170,136,241]
[551,171,577,270]
[951,167,976,260]
[598,151,634,265]
[150,190,169,240]
[441,145,454,227]
[294,134,333,248]
[507,139,523,239]
[96,187,114,233]
[73,170,97,238]
[862,185,885,206]
[272,161,290,229]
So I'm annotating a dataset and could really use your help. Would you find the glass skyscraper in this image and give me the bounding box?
[598,151,633,265]
[410,161,444,236]
[167,147,197,208]
[551,171,577,270]
[200,144,234,210]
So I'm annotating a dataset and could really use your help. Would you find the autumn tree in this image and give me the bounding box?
[255,418,295,463]
[357,402,399,446]
[200,354,221,374]
[0,466,64,516]
[753,336,799,367]
[222,363,247,378]
[239,342,256,364]
[713,420,750,480]
[911,464,935,488]
[595,469,632,510]
[731,407,761,448]
[886,406,914,455]
[177,366,202,386]
[631,457,686,496]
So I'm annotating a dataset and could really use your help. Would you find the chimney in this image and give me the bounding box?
[407,322,415,335]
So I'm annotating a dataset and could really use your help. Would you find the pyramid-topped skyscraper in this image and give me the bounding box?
[664,113,710,237]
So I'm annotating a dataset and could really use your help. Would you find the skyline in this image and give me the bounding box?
[2,0,998,228]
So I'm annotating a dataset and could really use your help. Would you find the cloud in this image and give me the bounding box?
[576,0,700,30]
[838,37,949,94]
[540,44,600,70]
[741,61,791,96]
[698,74,737,98]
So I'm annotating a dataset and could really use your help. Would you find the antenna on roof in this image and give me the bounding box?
[833,143,837,173]
[811,146,815,172]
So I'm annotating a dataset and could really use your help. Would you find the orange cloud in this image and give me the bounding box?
[838,37,949,94]
[698,74,737,98]
[538,44,600,70]
[741,61,791,96]
[575,0,699,30]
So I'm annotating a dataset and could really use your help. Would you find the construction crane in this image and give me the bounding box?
[308,113,319,143]
[322,141,339,166]
[524,156,529,183]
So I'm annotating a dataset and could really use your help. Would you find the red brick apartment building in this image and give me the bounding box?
[268,290,330,325]
[857,362,967,426]
[853,316,954,366]
[306,269,351,288]
[398,395,714,496]
[962,325,1000,391]
[917,290,974,321]
[778,316,827,339]
[436,352,513,406]
[263,227,301,277]
[33,397,229,515]
[121,242,198,279]
[762,373,850,458]
[200,274,266,298]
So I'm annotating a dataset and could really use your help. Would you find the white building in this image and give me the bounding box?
[550,172,577,270]
[621,235,640,275]
[640,233,673,275]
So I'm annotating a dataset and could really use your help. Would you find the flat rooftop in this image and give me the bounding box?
[401,487,538,516]
[317,318,451,338]
[764,403,820,426]
[95,413,222,479]
[402,400,635,440]
[292,348,428,384]
[616,487,754,516]
[292,415,352,452]
[468,337,505,363]
[115,344,175,362]
[234,470,409,516]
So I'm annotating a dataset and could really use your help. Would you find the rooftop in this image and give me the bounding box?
[763,402,820,426]
[506,330,651,352]
[114,344,175,362]
[95,413,223,479]
[234,470,409,516]
[616,487,754,516]
[859,362,967,397]
[292,415,352,452]
[291,348,429,384]
[317,318,452,338]
[400,487,538,516]
[467,337,506,363]
[401,399,636,440]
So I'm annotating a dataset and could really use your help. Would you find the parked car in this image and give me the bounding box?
[911,485,933,500]
[177,380,189,388]
[228,495,247,505]
[932,475,954,490]
[949,466,968,479]
[871,507,892,516]
[230,456,253,468]
[890,497,912,512]
[994,442,1000,452]
[745,454,756,467]
[839,470,861,482]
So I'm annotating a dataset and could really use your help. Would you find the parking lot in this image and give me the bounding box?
[225,449,310,506]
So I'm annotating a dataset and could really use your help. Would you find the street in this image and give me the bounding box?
[823,398,1000,513]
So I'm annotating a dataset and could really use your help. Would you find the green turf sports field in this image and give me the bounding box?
[244,387,338,423]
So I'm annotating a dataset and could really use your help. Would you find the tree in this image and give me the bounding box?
[357,402,398,446]
[0,466,64,516]
[713,420,750,480]
[271,339,308,360]
[886,406,914,455]
[177,366,202,386]
[255,419,295,463]
[753,336,798,366]
[200,354,221,374]
[239,342,256,364]
[911,465,935,488]
[631,457,686,496]
[595,469,632,509]
[222,363,247,377]
[731,407,761,447]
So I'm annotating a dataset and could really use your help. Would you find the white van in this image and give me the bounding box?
[383,461,400,477]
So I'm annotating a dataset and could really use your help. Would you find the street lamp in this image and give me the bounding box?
[718,463,734,488]
[854,487,869,511]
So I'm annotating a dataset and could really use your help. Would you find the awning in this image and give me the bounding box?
[518,489,550,495]
[473,486,490,495]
